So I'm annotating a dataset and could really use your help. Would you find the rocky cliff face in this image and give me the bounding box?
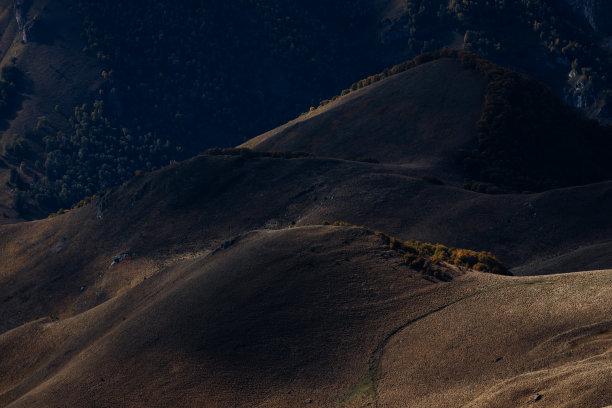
[562,0,612,121]
[566,0,612,35]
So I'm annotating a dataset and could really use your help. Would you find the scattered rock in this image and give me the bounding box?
[50,242,64,254]
[212,236,240,255]
[305,399,313,404]
[111,253,130,267]
[23,19,39,42]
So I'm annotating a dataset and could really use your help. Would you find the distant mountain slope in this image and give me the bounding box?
[4,0,612,217]
[75,0,411,149]
[385,0,612,122]
[1,226,612,407]
[0,0,414,218]
[242,58,484,176]
[244,51,612,193]
[566,0,612,35]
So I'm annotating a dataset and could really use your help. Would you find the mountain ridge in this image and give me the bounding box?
[3,0,612,217]
[1,2,612,406]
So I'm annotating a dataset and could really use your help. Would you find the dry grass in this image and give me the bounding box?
[323,221,509,276]
[1,226,612,407]
[1,153,611,333]
[241,57,485,178]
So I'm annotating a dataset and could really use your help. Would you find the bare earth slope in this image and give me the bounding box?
[1,226,612,407]
[241,58,484,178]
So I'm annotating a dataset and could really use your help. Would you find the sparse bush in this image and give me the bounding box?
[326,221,510,277]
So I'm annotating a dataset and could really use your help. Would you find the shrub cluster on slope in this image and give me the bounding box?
[457,51,612,192]
[323,221,510,278]
[27,101,177,209]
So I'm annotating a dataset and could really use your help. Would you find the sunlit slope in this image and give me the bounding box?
[1,226,611,407]
[378,268,612,407]
[0,226,461,407]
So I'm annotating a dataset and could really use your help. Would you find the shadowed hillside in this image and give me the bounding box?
[1,153,612,335]
[245,51,612,193]
[1,2,612,405]
[1,226,612,407]
[0,0,412,219]
[3,1,612,217]
[2,0,612,219]
[242,58,485,177]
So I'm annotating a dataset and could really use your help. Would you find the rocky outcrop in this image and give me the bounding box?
[565,0,612,35]
[12,0,36,43]
[564,68,612,123]
[565,69,593,110]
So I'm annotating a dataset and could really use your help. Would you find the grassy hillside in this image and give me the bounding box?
[2,152,612,334]
[4,0,612,216]
[0,142,611,406]
[1,3,612,406]
[1,225,612,407]
[246,50,612,193]
[242,57,485,175]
